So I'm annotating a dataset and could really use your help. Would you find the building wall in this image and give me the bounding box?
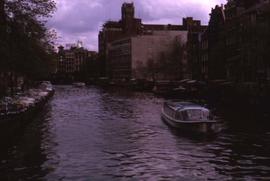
[197,0,270,84]
[131,31,188,80]
[108,39,132,79]
[57,46,93,75]
[224,0,270,83]
[108,30,188,80]
[181,17,208,80]
[199,31,209,80]
[98,3,142,77]
[0,73,8,97]
[99,3,207,79]
[207,5,226,80]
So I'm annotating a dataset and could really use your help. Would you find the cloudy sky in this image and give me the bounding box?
[47,0,226,51]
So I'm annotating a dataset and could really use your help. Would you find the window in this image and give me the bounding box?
[181,111,188,121]
[250,13,256,25]
[184,109,209,121]
[176,112,183,120]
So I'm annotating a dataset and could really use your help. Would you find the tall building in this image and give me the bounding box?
[98,2,207,80]
[98,3,142,76]
[199,30,209,80]
[224,0,270,82]
[207,5,226,80]
[183,17,208,80]
[198,0,270,84]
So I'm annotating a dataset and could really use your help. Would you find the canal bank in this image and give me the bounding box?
[88,78,270,117]
[0,81,54,140]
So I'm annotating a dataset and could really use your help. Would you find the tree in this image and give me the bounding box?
[165,38,186,79]
[0,0,56,79]
[151,39,185,80]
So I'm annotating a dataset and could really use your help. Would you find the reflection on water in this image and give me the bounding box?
[1,85,270,180]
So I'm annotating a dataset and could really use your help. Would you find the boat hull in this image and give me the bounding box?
[161,111,218,135]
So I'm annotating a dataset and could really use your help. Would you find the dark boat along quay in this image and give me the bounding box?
[1,85,270,180]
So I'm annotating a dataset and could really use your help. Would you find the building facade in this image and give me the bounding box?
[224,0,270,83]
[98,3,142,76]
[108,31,188,80]
[208,5,227,80]
[183,17,208,80]
[199,0,270,83]
[99,3,207,80]
[57,42,97,76]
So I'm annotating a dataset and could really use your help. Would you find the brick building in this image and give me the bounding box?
[99,2,207,80]
[200,0,270,83]
[98,3,142,76]
[224,0,270,83]
[183,17,208,80]
[207,5,226,80]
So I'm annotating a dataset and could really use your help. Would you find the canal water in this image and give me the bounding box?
[1,85,270,180]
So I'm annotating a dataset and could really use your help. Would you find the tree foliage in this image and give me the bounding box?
[0,0,56,79]
[142,38,186,80]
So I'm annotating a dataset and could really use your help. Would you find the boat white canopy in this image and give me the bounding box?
[165,101,208,111]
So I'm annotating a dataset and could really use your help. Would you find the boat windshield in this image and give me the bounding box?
[182,109,209,121]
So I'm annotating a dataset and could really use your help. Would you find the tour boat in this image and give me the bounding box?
[161,101,219,134]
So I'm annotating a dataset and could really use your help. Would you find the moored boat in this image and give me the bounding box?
[73,82,86,87]
[161,101,220,135]
[0,81,54,124]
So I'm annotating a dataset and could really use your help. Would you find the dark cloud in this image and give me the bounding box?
[47,0,226,50]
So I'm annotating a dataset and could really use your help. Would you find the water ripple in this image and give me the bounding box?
[1,85,270,180]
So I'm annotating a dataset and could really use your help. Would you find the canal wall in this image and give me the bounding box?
[0,81,54,139]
